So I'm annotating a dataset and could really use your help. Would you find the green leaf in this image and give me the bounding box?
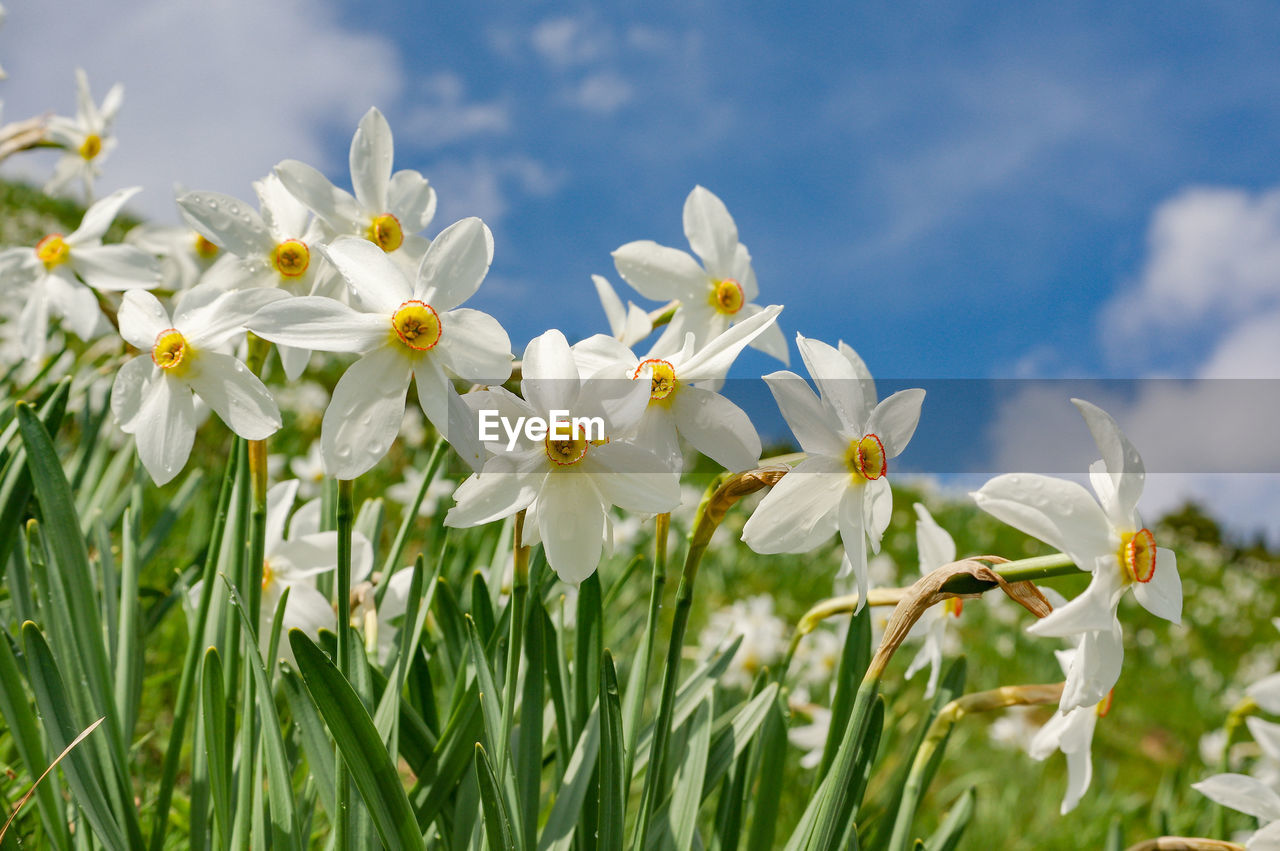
[290,629,427,851]
[0,381,69,579]
[924,787,975,851]
[475,745,517,851]
[669,697,713,851]
[744,695,787,851]
[20,622,128,851]
[515,587,546,847]
[538,708,601,851]
[599,650,626,850]
[200,649,232,844]
[816,605,871,782]
[280,667,337,816]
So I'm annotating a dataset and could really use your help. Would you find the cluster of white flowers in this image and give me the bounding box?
[1,71,1213,827]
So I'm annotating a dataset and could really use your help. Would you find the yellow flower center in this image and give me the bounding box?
[545,435,589,467]
[367,213,404,253]
[944,597,964,618]
[151,328,189,373]
[1096,689,1114,717]
[634,358,677,401]
[194,233,219,260]
[79,133,103,160]
[272,239,310,278]
[261,560,274,591]
[1120,528,1156,583]
[844,433,887,481]
[710,278,745,315]
[391,300,442,351]
[35,234,71,268]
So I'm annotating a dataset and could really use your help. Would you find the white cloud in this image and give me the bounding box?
[1102,186,1280,373]
[401,72,510,150]
[566,72,633,114]
[530,15,609,68]
[0,0,401,220]
[430,155,563,229]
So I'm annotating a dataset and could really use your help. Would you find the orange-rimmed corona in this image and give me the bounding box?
[151,328,189,373]
[710,278,745,315]
[35,234,71,269]
[391,300,442,351]
[634,358,677,401]
[545,435,589,467]
[844,433,887,481]
[194,234,219,260]
[1095,689,1114,717]
[1120,528,1156,583]
[367,213,404,253]
[272,239,310,278]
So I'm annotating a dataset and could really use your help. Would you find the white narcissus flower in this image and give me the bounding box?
[741,334,925,611]
[1246,619,1280,714]
[445,329,681,584]
[972,399,1182,712]
[612,185,788,363]
[248,220,511,479]
[697,594,787,689]
[571,303,783,472]
[593,274,652,346]
[275,107,436,277]
[44,69,123,198]
[788,700,832,770]
[903,503,961,699]
[112,286,283,485]
[126,224,227,291]
[0,187,160,362]
[1029,643,1108,815]
[1193,773,1280,850]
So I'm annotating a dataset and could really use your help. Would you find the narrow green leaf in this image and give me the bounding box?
[516,589,546,847]
[744,696,787,851]
[201,649,232,844]
[280,667,337,815]
[539,708,601,851]
[669,697,713,851]
[0,381,69,577]
[923,787,975,851]
[816,606,871,782]
[475,744,517,851]
[1104,817,1124,851]
[20,622,127,851]
[290,629,428,851]
[599,651,626,850]
[113,507,142,743]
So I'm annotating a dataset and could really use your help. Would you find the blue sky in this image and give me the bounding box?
[6,0,1280,534]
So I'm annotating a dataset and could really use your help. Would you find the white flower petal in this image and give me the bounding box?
[178,190,275,258]
[264,480,300,551]
[1247,717,1280,764]
[111,356,156,432]
[1133,547,1181,624]
[278,344,312,381]
[411,354,450,434]
[254,173,311,240]
[1059,717,1095,814]
[414,217,493,312]
[573,333,635,380]
[972,473,1114,568]
[866,388,926,459]
[1058,624,1124,712]
[863,476,892,552]
[434,308,512,383]
[44,271,103,340]
[248,295,388,354]
[586,442,682,512]
[181,286,290,349]
[762,371,846,457]
[682,185,738,278]
[321,347,411,479]
[183,351,281,440]
[671,385,761,471]
[119,289,172,349]
[132,376,196,486]
[1192,774,1280,822]
[739,302,789,364]
[914,503,957,572]
[839,485,870,609]
[593,275,629,339]
[445,456,541,528]
[321,237,412,314]
[522,329,580,414]
[388,169,437,233]
[612,240,709,302]
[1249,674,1280,714]
[268,533,338,582]
[741,455,846,554]
[350,107,393,213]
[1073,398,1145,527]
[67,186,141,244]
[274,159,363,233]
[1028,568,1124,639]
[539,472,607,585]
[19,288,50,363]
[796,334,869,433]
[680,304,782,382]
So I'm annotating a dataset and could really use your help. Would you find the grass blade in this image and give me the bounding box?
[538,707,601,851]
[599,650,626,850]
[475,744,517,851]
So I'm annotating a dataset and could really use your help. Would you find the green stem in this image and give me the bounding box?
[335,478,355,847]
[376,438,446,608]
[623,512,669,786]
[498,511,530,771]
[148,439,241,851]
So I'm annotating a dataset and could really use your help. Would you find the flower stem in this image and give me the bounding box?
[623,512,669,785]
[498,510,529,772]
[886,683,1064,851]
[147,438,241,851]
[334,477,356,847]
